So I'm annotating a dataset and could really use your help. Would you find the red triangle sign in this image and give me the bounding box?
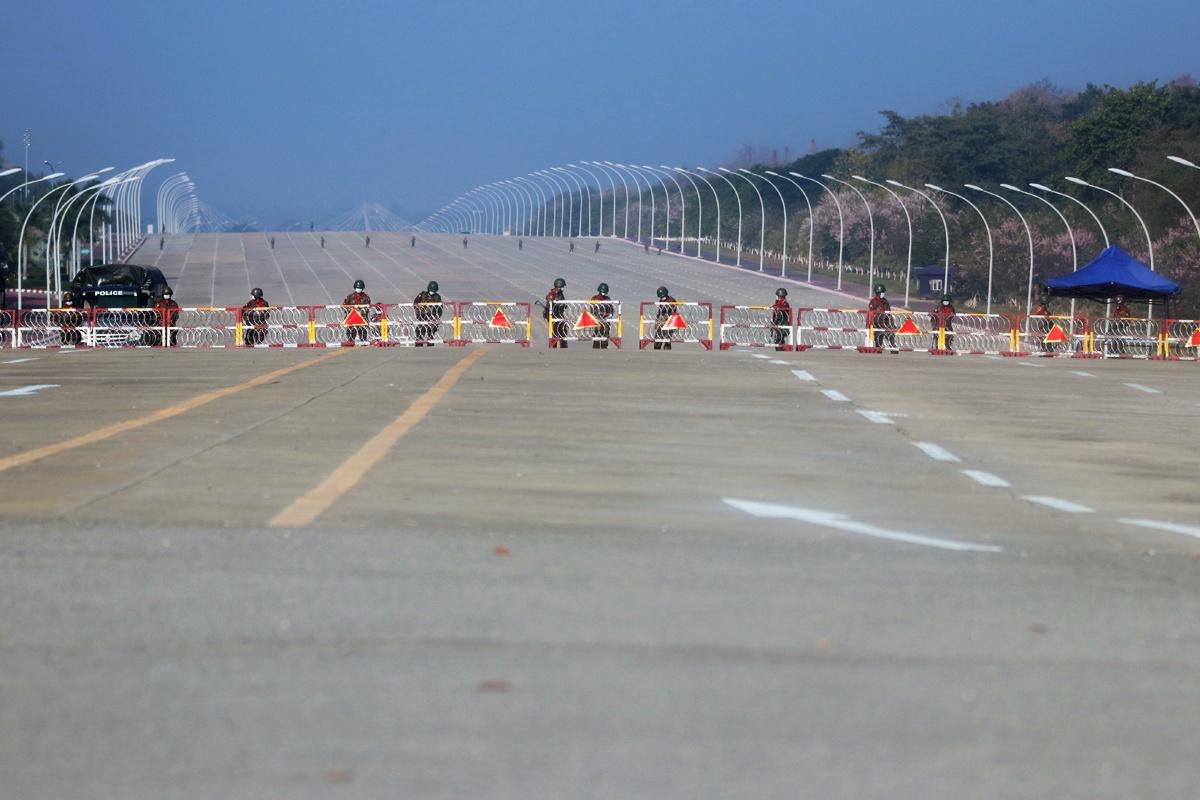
[343,307,368,326]
[1044,323,1068,344]
[662,313,687,331]
[1188,327,1200,347]
[489,308,511,328]
[574,309,599,329]
[895,317,921,335]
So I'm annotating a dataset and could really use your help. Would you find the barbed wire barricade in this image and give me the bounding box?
[0,311,14,348]
[548,300,622,348]
[638,302,713,350]
[452,302,531,346]
[312,304,385,346]
[1162,319,1200,361]
[1091,317,1159,359]
[386,302,455,346]
[1015,315,1092,357]
[173,308,238,348]
[237,306,308,347]
[943,313,1014,355]
[719,306,793,351]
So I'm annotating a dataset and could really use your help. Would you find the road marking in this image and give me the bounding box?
[1071,371,1094,377]
[270,347,489,528]
[821,389,850,402]
[791,370,816,382]
[1124,383,1161,394]
[913,442,961,463]
[984,355,1004,360]
[0,384,58,397]
[1017,361,1046,368]
[856,410,894,424]
[723,498,1003,553]
[1120,519,1200,540]
[961,470,1010,488]
[768,359,789,365]
[0,351,348,475]
[751,354,772,360]
[1022,495,1094,513]
[3,358,38,364]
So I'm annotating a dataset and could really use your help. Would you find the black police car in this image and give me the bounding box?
[68,264,170,346]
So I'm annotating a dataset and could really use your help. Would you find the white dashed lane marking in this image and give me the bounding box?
[1022,495,1094,513]
[913,442,961,463]
[1124,383,1161,394]
[961,470,1010,488]
[856,410,894,424]
[821,389,850,402]
[791,370,816,382]
[1071,371,1094,377]
[1017,361,1047,368]
[0,384,59,397]
[3,358,38,364]
[724,498,1003,553]
[751,354,772,360]
[768,359,789,365]
[1121,519,1200,540]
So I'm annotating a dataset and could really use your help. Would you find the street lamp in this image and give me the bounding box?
[583,161,619,237]
[1003,182,1080,319]
[1110,166,1200,246]
[743,170,788,276]
[725,168,767,272]
[610,164,647,244]
[770,171,816,283]
[855,176,913,306]
[886,179,949,290]
[552,167,587,238]
[17,175,97,312]
[1029,183,1109,249]
[570,163,605,237]
[602,162,639,240]
[645,166,686,253]
[1065,176,1154,269]
[926,184,993,313]
[669,167,705,258]
[625,165,660,247]
[966,184,1036,315]
[675,168,720,260]
[590,161,628,238]
[517,176,548,236]
[699,168,743,266]
[824,174,875,296]
[794,173,845,289]
[0,171,64,205]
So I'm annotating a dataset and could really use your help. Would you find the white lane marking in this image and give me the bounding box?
[3,358,38,364]
[0,384,59,397]
[1071,371,1094,377]
[856,410,894,424]
[913,442,961,463]
[1017,361,1046,368]
[751,354,772,360]
[1022,495,1094,513]
[768,359,789,365]
[961,470,1010,488]
[724,498,1003,553]
[1124,383,1161,394]
[984,355,1004,360]
[821,389,850,402]
[792,370,816,382]
[1120,519,1200,540]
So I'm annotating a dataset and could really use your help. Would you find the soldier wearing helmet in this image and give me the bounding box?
[545,277,568,348]
[1113,294,1132,318]
[242,288,270,347]
[770,287,791,350]
[413,280,444,346]
[931,293,957,352]
[151,287,181,347]
[867,283,897,352]
[589,281,614,349]
[652,285,677,350]
[343,279,373,344]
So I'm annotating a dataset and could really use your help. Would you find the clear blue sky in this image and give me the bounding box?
[3,0,1196,228]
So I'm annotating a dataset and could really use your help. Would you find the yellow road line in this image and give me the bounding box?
[269,347,489,528]
[0,350,349,475]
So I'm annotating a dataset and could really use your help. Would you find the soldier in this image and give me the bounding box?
[589,282,614,349]
[771,288,791,351]
[411,235,416,247]
[518,239,523,251]
[270,236,275,250]
[653,285,677,350]
[413,280,443,346]
[1033,291,1053,317]
[365,235,371,248]
[343,279,372,344]
[320,235,325,248]
[242,288,270,347]
[867,284,896,351]
[55,292,85,347]
[462,237,468,249]
[569,240,575,253]
[1113,294,1132,318]
[931,294,956,351]
[151,286,181,347]
[545,277,568,348]
[594,241,600,254]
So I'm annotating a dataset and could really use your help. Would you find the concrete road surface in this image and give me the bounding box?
[2,233,1198,799]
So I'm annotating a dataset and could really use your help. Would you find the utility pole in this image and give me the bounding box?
[22,131,31,202]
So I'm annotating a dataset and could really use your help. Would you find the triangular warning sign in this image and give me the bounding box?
[1188,328,1200,347]
[574,309,599,329]
[895,317,921,335]
[661,313,687,331]
[1044,323,1068,344]
[343,307,368,326]
[489,308,511,328]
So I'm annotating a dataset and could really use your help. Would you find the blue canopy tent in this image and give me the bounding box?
[1044,246,1180,303]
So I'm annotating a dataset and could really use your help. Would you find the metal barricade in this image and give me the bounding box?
[547,299,622,348]
[1092,317,1159,359]
[946,313,1016,355]
[1162,319,1200,361]
[639,302,713,350]
[173,308,238,348]
[90,307,159,347]
[452,302,531,346]
[236,306,309,347]
[719,305,793,350]
[0,310,13,348]
[1015,315,1090,357]
[385,302,455,346]
[796,308,870,350]
[312,304,385,346]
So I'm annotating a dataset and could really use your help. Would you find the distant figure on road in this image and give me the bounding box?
[365,236,371,249]
[1113,294,1132,318]
[867,284,896,352]
[462,237,468,249]
[413,280,443,347]
[594,241,600,253]
[771,288,791,351]
[545,277,568,348]
[411,235,416,247]
[320,236,325,248]
[589,282,613,349]
[343,280,372,344]
[652,286,677,350]
[518,239,523,251]
[159,237,164,250]
[931,294,956,351]
[242,288,270,347]
[270,236,275,250]
[644,242,649,253]
[569,240,575,253]
[151,287,180,347]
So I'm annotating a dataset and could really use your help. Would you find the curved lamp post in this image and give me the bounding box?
[670,167,705,258]
[1110,166,1200,246]
[854,175,913,306]
[744,170,788,276]
[769,171,816,283]
[1065,176,1154,269]
[677,167,720,259]
[926,183,993,312]
[886,179,949,292]
[725,168,766,271]
[646,166,686,253]
[793,173,845,289]
[700,167,742,266]
[1029,183,1109,250]
[824,174,875,296]
[966,184,1036,315]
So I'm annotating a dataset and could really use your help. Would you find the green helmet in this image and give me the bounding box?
[776,287,787,298]
[251,287,263,299]
[941,294,952,304]
[353,279,365,291]
[427,281,439,293]
[656,286,669,298]
[553,277,566,289]
[597,282,609,294]
[874,284,886,294]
